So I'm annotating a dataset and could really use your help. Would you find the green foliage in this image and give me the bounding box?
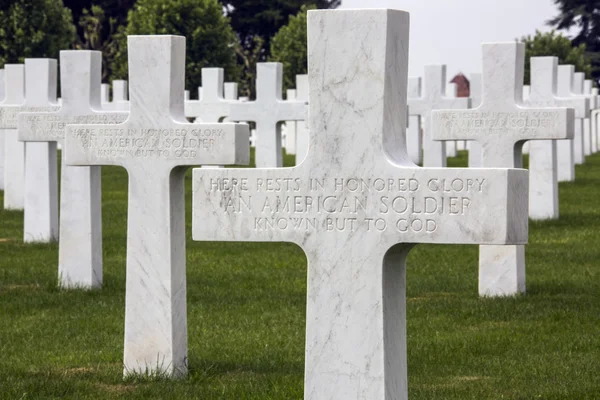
[548,0,600,83]
[0,0,75,66]
[74,5,121,82]
[520,30,591,85]
[112,0,240,91]
[270,5,312,91]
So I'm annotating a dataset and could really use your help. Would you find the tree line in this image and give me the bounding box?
[0,0,598,95]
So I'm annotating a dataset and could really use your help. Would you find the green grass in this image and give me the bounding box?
[1,149,600,399]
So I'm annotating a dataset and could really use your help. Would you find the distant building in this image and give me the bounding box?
[450,73,470,97]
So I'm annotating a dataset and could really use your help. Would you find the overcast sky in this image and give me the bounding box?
[340,0,561,79]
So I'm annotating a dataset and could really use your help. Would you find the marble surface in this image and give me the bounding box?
[522,57,565,220]
[18,51,128,288]
[445,82,458,157]
[64,35,249,378]
[0,69,4,190]
[468,73,483,167]
[185,68,232,122]
[112,80,130,111]
[284,89,297,155]
[294,74,309,165]
[0,65,26,210]
[229,63,305,167]
[432,43,573,297]
[573,73,592,158]
[191,10,528,399]
[408,65,469,167]
[406,77,422,165]
[556,65,589,181]
[21,60,61,243]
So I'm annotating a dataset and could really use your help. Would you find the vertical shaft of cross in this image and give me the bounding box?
[23,59,59,243]
[295,74,309,164]
[2,65,26,210]
[58,51,104,288]
[256,63,284,167]
[407,77,422,165]
[123,166,188,376]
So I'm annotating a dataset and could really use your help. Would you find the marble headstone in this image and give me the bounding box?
[556,65,589,181]
[284,89,297,155]
[112,80,130,111]
[294,74,309,165]
[18,51,128,288]
[185,68,231,123]
[408,65,469,167]
[523,57,572,220]
[468,73,483,167]
[0,69,5,190]
[191,9,528,399]
[432,43,573,297]
[64,35,249,377]
[406,77,422,165]
[0,65,26,210]
[229,63,305,167]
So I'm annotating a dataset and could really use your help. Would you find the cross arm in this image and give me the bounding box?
[18,110,128,144]
[192,165,528,247]
[431,106,574,142]
[64,120,249,168]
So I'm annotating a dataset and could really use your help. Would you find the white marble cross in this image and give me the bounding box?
[229,63,305,167]
[406,77,422,164]
[0,69,5,190]
[111,80,130,111]
[574,72,593,157]
[224,82,238,100]
[523,57,574,220]
[64,35,249,377]
[185,68,231,122]
[284,88,297,155]
[0,66,26,210]
[587,81,599,153]
[191,10,528,399]
[468,73,483,167]
[556,65,589,181]
[294,74,309,165]
[432,43,573,297]
[18,51,128,288]
[0,59,61,242]
[408,65,470,167]
[100,83,110,107]
[445,82,458,157]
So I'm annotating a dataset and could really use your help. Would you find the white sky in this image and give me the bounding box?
[340,0,561,79]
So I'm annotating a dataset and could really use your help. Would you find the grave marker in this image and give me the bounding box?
[556,65,589,181]
[584,79,597,153]
[18,51,128,288]
[229,63,305,167]
[0,65,25,210]
[574,73,593,157]
[112,80,130,111]
[407,77,423,165]
[284,89,297,155]
[0,59,61,241]
[468,73,483,167]
[185,68,231,122]
[432,43,573,296]
[192,10,528,398]
[408,65,469,167]
[523,57,574,220]
[0,69,5,190]
[64,35,249,377]
[294,74,309,165]
[445,82,458,157]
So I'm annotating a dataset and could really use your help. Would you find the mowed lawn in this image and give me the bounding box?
[1,149,599,399]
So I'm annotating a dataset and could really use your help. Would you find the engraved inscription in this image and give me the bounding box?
[439,111,559,135]
[73,126,225,159]
[0,106,60,128]
[22,113,128,140]
[209,177,487,234]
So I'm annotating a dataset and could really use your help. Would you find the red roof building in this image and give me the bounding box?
[450,73,470,98]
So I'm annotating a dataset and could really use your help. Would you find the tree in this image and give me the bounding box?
[548,0,600,83]
[520,30,592,85]
[112,0,240,92]
[220,0,339,60]
[73,5,122,82]
[0,0,75,66]
[270,5,312,91]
